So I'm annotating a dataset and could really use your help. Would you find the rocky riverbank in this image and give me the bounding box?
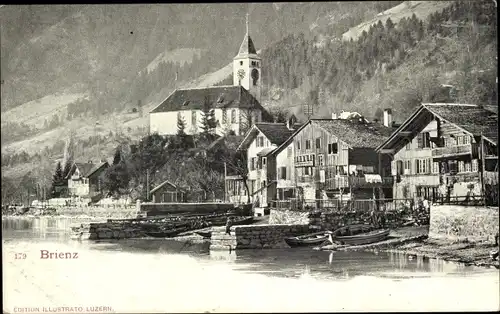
[386,238,499,269]
[318,226,499,269]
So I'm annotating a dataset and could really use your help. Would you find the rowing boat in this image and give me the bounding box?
[284,231,330,247]
[332,224,390,245]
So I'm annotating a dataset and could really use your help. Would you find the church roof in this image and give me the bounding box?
[150,85,265,113]
[237,33,257,55]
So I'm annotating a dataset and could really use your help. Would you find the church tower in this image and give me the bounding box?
[233,13,262,104]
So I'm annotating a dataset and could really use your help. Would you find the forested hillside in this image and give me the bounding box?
[257,0,496,121]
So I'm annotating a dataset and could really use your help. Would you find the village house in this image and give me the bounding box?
[235,117,300,212]
[376,103,498,205]
[269,117,394,205]
[66,161,109,199]
[149,180,187,203]
[149,17,271,136]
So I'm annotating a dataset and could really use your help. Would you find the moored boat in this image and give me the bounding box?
[195,229,212,238]
[285,231,330,247]
[332,224,390,246]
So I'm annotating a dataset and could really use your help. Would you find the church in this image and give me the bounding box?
[149,17,271,136]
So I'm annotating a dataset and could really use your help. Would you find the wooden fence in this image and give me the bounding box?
[270,198,416,213]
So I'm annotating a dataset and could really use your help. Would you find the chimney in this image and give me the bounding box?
[383,109,392,127]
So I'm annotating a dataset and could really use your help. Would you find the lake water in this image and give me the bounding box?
[2,217,499,312]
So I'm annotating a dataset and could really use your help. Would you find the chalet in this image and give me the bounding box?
[376,103,498,205]
[149,16,271,136]
[66,161,109,198]
[269,118,394,203]
[236,117,300,210]
[150,180,187,203]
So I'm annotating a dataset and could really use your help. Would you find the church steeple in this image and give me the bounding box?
[233,12,262,104]
[237,13,257,56]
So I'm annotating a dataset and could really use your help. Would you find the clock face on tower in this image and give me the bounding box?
[237,69,246,81]
[251,68,259,86]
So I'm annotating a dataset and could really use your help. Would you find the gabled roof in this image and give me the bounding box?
[376,103,498,152]
[237,122,298,151]
[67,161,108,179]
[312,119,393,149]
[150,180,186,194]
[150,85,265,113]
[270,118,393,157]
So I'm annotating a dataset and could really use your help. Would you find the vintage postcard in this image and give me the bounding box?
[2,2,499,313]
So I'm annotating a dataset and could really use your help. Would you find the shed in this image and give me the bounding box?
[150,180,187,203]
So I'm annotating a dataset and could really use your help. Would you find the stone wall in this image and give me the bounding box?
[429,205,499,243]
[210,224,311,250]
[270,208,412,232]
[139,202,233,216]
[269,209,310,224]
[70,222,145,240]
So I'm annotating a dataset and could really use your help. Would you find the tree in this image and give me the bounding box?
[199,96,216,139]
[176,112,186,136]
[113,147,122,165]
[50,161,64,197]
[102,163,131,196]
[62,132,75,178]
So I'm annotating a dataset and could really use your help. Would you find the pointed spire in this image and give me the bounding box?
[237,12,257,56]
[246,12,249,35]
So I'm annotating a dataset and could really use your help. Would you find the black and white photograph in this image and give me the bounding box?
[1,1,499,312]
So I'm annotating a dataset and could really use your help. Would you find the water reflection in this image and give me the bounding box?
[1,217,495,281]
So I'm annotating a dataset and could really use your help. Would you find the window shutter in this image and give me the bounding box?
[417,134,423,148]
[415,159,419,174]
[391,161,397,175]
[282,167,287,180]
[426,159,432,174]
[277,167,281,180]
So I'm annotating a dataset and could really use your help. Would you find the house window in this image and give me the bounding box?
[417,132,431,148]
[464,161,471,172]
[279,166,287,180]
[297,141,301,150]
[262,157,267,166]
[316,138,321,149]
[415,159,431,174]
[472,159,479,172]
[240,61,243,66]
[327,143,338,154]
[405,140,411,150]
[448,160,458,174]
[250,157,256,171]
[251,61,256,66]
[445,136,456,147]
[259,137,264,147]
[304,167,311,176]
[191,111,197,126]
[404,160,411,175]
[231,109,236,123]
[458,135,471,145]
[305,140,311,150]
[396,160,404,175]
[318,154,324,166]
[458,160,465,173]
[287,147,292,158]
[432,162,440,174]
[222,109,227,123]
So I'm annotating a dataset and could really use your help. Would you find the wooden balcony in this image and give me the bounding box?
[432,144,473,158]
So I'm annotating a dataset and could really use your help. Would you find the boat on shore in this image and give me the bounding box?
[284,231,330,247]
[195,229,212,238]
[331,224,390,246]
